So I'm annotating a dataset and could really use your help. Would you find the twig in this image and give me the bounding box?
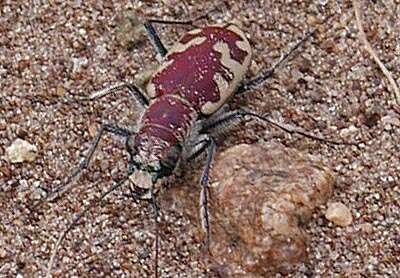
[352,0,400,105]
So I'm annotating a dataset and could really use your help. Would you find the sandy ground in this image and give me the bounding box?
[1,0,399,277]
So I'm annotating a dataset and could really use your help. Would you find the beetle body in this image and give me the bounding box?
[130,23,252,190]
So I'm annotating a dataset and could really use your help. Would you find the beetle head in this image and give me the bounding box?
[126,133,181,192]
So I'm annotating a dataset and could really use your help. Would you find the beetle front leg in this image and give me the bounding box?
[201,137,216,249]
[33,124,135,209]
[45,176,128,278]
[149,185,161,278]
[79,123,134,171]
[182,134,216,248]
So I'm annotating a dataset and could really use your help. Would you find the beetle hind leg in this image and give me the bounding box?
[143,22,168,59]
[236,15,332,96]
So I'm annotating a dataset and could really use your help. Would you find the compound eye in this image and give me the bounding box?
[160,144,182,173]
[126,136,137,155]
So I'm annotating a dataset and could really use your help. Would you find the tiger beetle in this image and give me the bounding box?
[44,12,342,278]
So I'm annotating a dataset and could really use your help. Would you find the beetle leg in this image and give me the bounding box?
[239,110,357,145]
[45,176,127,278]
[86,82,149,107]
[182,134,208,161]
[181,134,216,248]
[198,136,216,250]
[32,124,135,210]
[123,184,151,202]
[146,8,216,27]
[79,123,134,172]
[200,109,244,136]
[236,36,310,95]
[236,16,332,96]
[150,185,160,278]
[200,109,355,145]
[144,8,218,58]
[143,22,168,58]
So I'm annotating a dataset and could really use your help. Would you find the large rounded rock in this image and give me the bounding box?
[162,142,335,276]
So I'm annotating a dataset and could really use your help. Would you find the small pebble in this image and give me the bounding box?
[0,247,7,259]
[339,125,358,137]
[5,138,38,163]
[325,202,353,227]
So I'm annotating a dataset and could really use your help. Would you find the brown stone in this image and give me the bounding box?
[162,143,335,276]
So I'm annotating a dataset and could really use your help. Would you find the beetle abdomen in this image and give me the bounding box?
[147,23,252,115]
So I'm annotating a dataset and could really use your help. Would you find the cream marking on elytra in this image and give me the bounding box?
[209,23,228,28]
[167,36,207,56]
[187,28,203,35]
[226,24,247,40]
[226,24,252,62]
[213,72,229,96]
[147,59,174,98]
[201,40,251,114]
[227,24,252,59]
